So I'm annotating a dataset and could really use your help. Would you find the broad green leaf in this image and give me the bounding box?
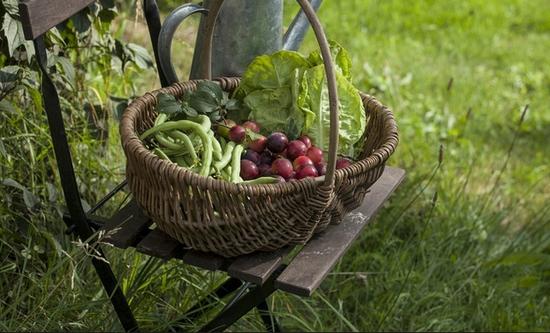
[126,43,154,69]
[100,0,116,9]
[308,40,353,81]
[56,56,76,89]
[115,102,127,120]
[2,13,23,57]
[157,93,182,115]
[246,86,304,136]
[237,50,310,96]
[188,91,219,114]
[71,9,92,34]
[182,105,198,117]
[98,8,117,23]
[196,81,223,102]
[224,99,240,111]
[298,64,366,157]
[0,100,16,114]
[0,66,20,93]
[2,178,40,210]
[2,178,25,191]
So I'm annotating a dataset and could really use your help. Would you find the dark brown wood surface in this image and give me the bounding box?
[136,228,182,259]
[182,251,227,271]
[227,246,293,285]
[102,200,152,249]
[274,167,406,296]
[19,0,95,40]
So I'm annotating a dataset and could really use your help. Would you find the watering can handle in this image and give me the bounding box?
[157,1,224,84]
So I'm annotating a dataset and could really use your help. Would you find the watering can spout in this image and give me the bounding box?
[283,0,323,51]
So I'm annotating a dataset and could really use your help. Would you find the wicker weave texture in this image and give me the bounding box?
[120,77,398,257]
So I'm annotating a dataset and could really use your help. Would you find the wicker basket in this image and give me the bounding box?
[119,0,398,257]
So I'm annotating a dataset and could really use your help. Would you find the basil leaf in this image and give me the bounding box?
[225,99,241,111]
[196,81,223,102]
[157,93,182,115]
[188,93,218,114]
[182,105,198,117]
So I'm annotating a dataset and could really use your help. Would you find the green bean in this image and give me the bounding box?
[161,148,189,157]
[174,156,188,167]
[141,120,201,139]
[241,177,280,185]
[213,141,235,171]
[155,132,182,150]
[211,136,223,161]
[183,154,194,166]
[230,144,244,183]
[153,148,171,161]
[186,115,221,160]
[198,134,213,177]
[190,115,211,131]
[221,166,232,180]
[154,113,167,126]
[168,130,198,161]
[140,120,212,176]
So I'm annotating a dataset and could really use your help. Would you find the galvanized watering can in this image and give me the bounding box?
[157,0,322,84]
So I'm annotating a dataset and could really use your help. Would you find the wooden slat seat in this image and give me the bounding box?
[101,199,152,248]
[227,247,293,285]
[100,167,405,294]
[135,228,182,259]
[274,167,406,296]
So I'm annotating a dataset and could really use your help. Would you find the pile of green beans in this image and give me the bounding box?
[140,114,247,182]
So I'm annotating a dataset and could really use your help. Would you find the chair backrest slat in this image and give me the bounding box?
[19,0,96,40]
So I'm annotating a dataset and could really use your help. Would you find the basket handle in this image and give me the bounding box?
[296,0,339,187]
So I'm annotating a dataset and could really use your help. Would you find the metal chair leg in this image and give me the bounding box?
[199,267,284,332]
[256,300,281,332]
[91,249,139,332]
[171,277,243,330]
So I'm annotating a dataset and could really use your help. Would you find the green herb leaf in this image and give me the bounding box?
[196,81,223,102]
[157,93,182,115]
[188,91,219,114]
[225,99,241,111]
[209,111,222,122]
[182,104,198,117]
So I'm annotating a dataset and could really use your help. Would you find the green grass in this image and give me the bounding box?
[1,0,550,331]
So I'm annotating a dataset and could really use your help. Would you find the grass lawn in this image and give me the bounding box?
[1,0,549,331]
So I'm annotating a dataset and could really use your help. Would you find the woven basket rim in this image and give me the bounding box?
[120,78,398,196]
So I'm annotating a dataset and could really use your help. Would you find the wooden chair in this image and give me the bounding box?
[18,0,405,331]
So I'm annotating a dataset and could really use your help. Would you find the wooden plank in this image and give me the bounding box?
[136,228,182,259]
[275,167,406,296]
[19,0,95,39]
[182,251,228,271]
[102,199,152,249]
[227,246,293,285]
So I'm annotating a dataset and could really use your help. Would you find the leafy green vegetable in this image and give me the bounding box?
[298,65,366,157]
[157,81,243,123]
[157,93,182,115]
[236,50,310,96]
[236,51,310,139]
[236,42,366,156]
[308,40,353,81]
